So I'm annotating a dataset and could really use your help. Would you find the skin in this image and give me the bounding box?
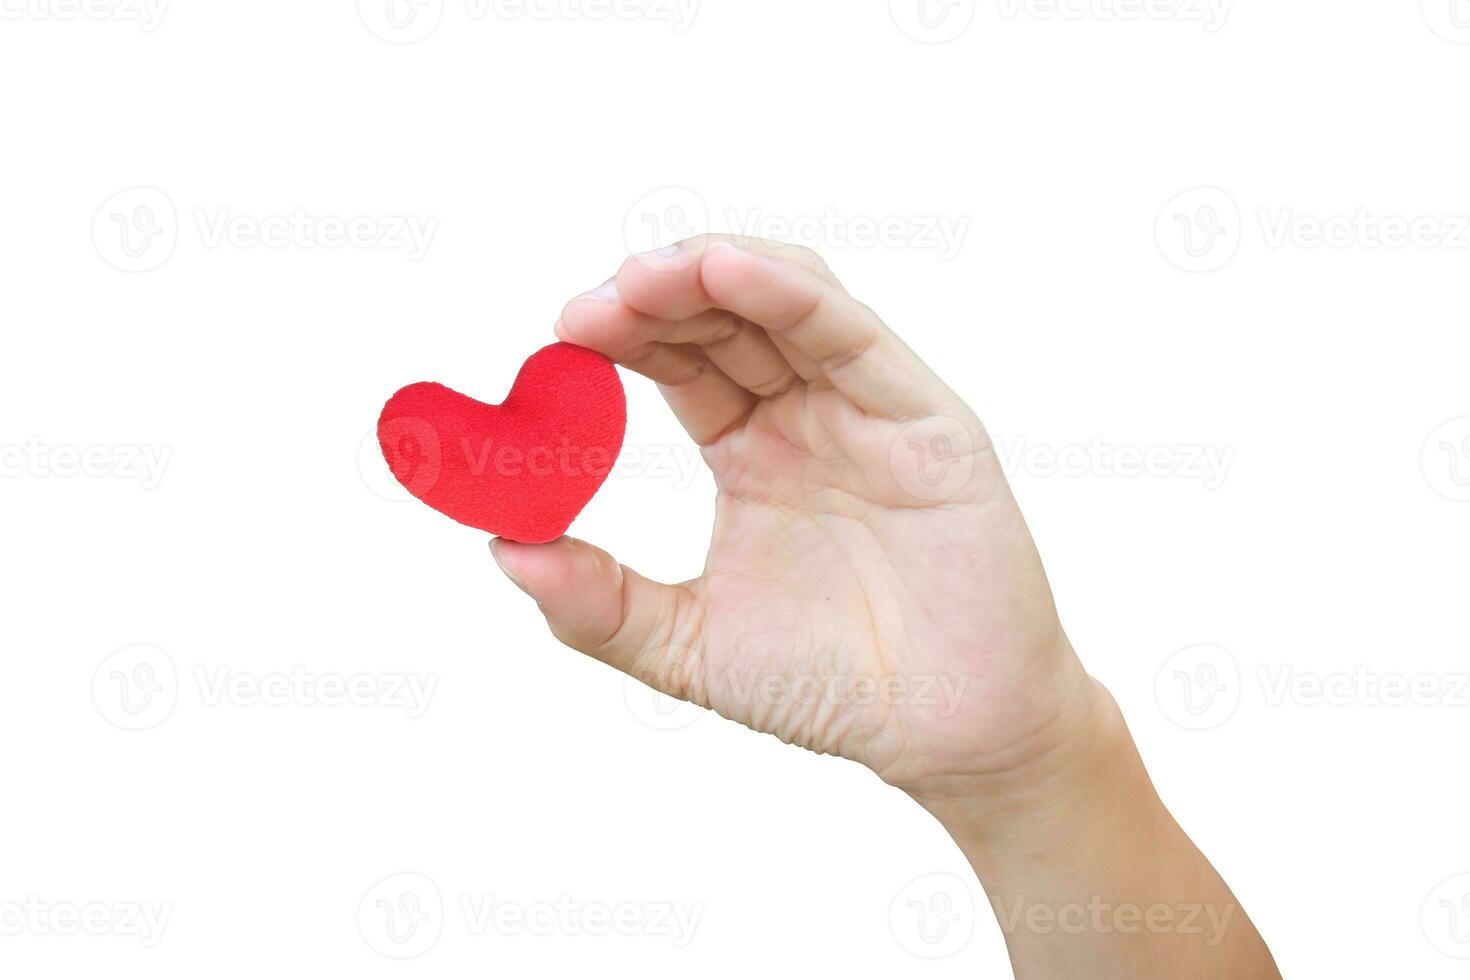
[490,235,1281,978]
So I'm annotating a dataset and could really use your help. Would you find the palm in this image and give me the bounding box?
[667,387,1076,790]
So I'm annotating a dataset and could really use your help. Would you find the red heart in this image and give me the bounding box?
[377,343,626,543]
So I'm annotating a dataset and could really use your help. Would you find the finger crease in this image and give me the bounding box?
[749,371,798,398]
[703,317,746,348]
[820,324,881,373]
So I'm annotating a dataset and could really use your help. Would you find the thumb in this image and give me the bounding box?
[489,536,699,694]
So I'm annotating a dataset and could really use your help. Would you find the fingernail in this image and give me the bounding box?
[490,539,531,595]
[633,241,697,271]
[575,278,620,302]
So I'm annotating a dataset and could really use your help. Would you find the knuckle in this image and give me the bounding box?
[649,642,707,706]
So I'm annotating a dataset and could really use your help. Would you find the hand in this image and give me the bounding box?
[491,235,1099,802]
[491,235,1279,977]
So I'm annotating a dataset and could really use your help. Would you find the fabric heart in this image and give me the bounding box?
[377,342,626,543]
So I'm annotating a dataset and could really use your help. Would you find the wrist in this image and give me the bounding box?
[906,676,1281,978]
[906,676,1166,881]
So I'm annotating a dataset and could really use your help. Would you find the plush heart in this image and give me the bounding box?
[377,342,626,543]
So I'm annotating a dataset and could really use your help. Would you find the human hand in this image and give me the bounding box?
[490,236,1278,977]
[490,235,1099,806]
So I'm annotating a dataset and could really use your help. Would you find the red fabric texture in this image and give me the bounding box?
[377,343,626,543]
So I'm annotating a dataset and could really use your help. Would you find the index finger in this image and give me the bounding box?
[616,237,958,420]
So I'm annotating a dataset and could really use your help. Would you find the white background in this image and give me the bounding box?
[2,0,1468,976]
